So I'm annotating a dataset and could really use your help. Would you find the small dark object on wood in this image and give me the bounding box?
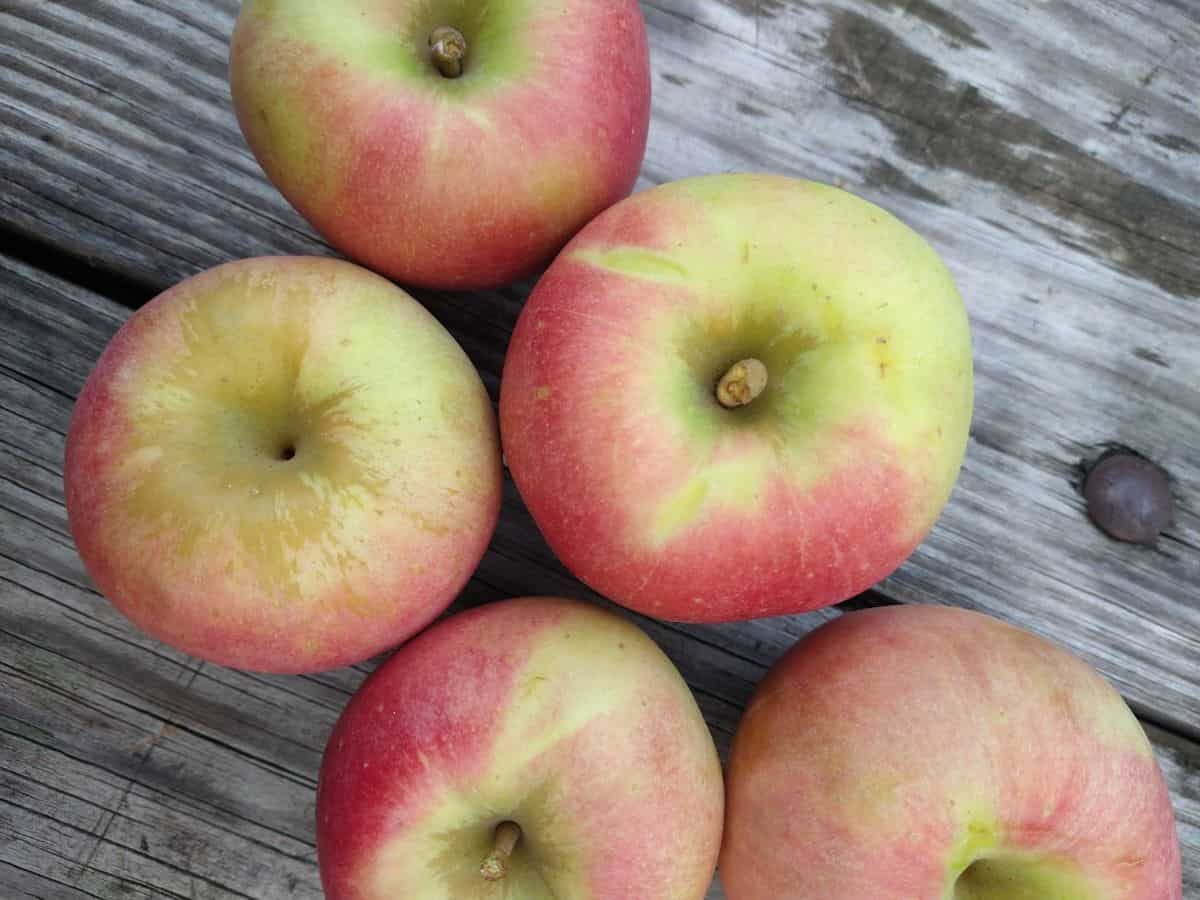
[1084,451,1174,544]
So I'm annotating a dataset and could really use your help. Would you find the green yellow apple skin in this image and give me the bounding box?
[64,257,502,673]
[500,174,973,622]
[721,605,1182,900]
[316,597,724,900]
[229,0,650,291]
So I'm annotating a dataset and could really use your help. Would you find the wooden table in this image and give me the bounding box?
[1,1,1196,897]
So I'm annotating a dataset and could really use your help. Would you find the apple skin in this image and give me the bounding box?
[720,605,1182,900]
[316,597,724,900]
[64,257,501,673]
[500,174,973,623]
[229,0,650,291]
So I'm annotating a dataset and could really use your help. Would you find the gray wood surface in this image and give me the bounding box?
[1,0,1197,897]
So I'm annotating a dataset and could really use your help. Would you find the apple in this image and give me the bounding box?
[229,0,650,291]
[500,174,973,623]
[65,256,502,673]
[721,605,1182,899]
[316,596,724,899]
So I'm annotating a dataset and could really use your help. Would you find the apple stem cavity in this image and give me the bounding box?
[479,820,522,882]
[716,358,769,408]
[429,26,467,78]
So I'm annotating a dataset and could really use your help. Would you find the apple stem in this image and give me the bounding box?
[429,26,467,78]
[716,358,769,408]
[479,821,522,882]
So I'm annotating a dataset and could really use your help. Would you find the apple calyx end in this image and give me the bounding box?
[716,358,769,408]
[429,26,467,78]
[479,820,522,882]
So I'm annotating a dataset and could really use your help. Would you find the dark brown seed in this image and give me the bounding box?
[1084,453,1173,544]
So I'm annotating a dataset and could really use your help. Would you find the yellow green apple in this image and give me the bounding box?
[316,597,724,899]
[65,257,501,672]
[229,0,650,290]
[500,174,973,622]
[721,605,1182,899]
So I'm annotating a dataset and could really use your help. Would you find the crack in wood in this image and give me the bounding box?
[824,10,1200,296]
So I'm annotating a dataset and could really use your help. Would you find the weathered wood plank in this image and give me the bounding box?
[0,861,112,900]
[1,601,325,895]
[0,694,320,898]
[646,0,1200,296]
[1,0,1197,736]
[0,245,1197,896]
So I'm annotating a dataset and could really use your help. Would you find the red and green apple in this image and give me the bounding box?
[229,0,650,291]
[317,597,724,899]
[721,605,1182,899]
[500,174,974,623]
[65,256,501,673]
